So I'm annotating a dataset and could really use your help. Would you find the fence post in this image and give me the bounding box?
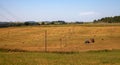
[45,30,47,52]
[60,38,62,50]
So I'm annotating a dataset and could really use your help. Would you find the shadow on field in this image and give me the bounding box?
[0,48,79,54]
[87,49,120,53]
[46,51,79,54]
[0,48,27,52]
[0,48,119,54]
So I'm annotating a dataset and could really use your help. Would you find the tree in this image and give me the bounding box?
[93,16,120,23]
[50,20,66,24]
[24,22,30,25]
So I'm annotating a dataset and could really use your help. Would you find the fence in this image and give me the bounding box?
[0,27,97,52]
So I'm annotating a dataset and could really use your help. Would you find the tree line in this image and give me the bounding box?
[94,16,120,23]
[1,15,120,28]
[0,21,39,28]
[0,21,84,28]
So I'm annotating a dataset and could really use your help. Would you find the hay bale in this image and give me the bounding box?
[84,40,90,44]
[90,38,95,43]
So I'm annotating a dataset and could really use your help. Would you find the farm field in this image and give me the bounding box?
[0,24,120,65]
[0,24,120,52]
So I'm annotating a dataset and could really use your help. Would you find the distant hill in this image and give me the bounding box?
[94,16,120,23]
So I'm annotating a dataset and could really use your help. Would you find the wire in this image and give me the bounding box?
[0,4,23,21]
[0,13,11,21]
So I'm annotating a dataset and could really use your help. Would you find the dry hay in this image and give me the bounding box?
[0,25,120,52]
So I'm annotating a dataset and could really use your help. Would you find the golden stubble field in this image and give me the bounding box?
[0,25,120,52]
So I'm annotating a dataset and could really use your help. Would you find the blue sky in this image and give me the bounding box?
[0,0,120,22]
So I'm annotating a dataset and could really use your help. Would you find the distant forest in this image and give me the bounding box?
[0,21,83,28]
[94,16,120,23]
[0,15,120,28]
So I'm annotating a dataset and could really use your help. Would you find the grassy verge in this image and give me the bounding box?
[0,50,120,65]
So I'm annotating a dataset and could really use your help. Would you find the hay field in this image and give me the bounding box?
[0,25,120,52]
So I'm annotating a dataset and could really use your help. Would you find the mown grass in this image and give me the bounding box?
[0,50,120,65]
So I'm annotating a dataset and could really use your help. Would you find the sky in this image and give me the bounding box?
[0,0,120,22]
